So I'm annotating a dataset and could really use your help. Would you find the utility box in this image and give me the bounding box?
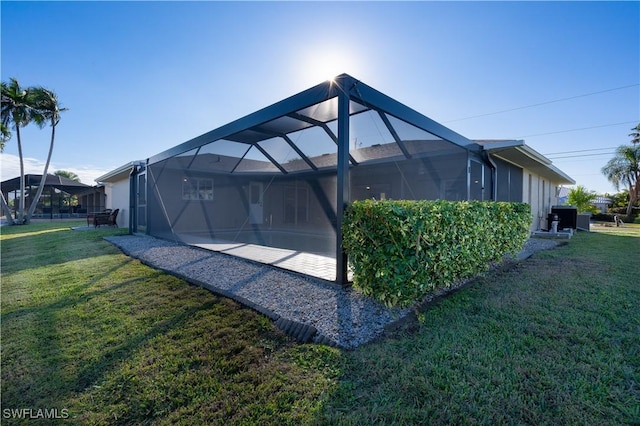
[552,206,578,230]
[577,213,591,232]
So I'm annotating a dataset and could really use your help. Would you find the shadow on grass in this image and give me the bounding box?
[69,299,221,392]
[2,257,143,321]
[2,259,227,411]
[0,225,128,274]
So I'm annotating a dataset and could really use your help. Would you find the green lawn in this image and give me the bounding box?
[1,221,639,425]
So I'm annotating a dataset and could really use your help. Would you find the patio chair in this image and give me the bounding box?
[87,209,111,227]
[94,208,119,228]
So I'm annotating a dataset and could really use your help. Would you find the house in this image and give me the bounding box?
[475,140,575,230]
[593,196,612,213]
[101,74,574,283]
[0,173,101,219]
[95,162,144,230]
[557,186,571,205]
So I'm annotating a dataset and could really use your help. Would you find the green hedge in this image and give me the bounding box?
[343,200,532,307]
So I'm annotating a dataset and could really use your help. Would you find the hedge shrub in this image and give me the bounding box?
[592,212,636,223]
[343,200,532,307]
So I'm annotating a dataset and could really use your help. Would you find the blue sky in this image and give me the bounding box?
[1,1,638,195]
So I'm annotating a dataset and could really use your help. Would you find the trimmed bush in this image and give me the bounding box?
[343,200,532,307]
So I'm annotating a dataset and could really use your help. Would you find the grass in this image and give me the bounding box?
[320,223,640,424]
[1,221,639,425]
[1,222,340,425]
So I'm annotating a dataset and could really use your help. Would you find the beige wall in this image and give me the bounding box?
[103,179,129,228]
[523,169,560,231]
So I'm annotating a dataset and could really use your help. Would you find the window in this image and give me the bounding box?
[284,186,309,224]
[182,177,213,201]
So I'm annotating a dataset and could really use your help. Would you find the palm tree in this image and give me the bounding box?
[53,170,80,182]
[601,144,640,216]
[567,185,598,214]
[0,121,10,151]
[630,123,640,145]
[25,87,67,223]
[0,122,13,221]
[1,78,37,223]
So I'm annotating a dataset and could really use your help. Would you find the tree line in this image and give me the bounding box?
[569,124,640,218]
[1,78,66,224]
[601,124,640,217]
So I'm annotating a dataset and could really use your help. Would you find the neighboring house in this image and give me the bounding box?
[557,186,571,205]
[95,162,144,229]
[101,74,574,283]
[0,173,101,218]
[593,196,612,213]
[554,187,610,214]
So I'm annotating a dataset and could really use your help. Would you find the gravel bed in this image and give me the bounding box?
[104,235,559,349]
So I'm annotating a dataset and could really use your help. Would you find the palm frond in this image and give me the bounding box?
[29,86,66,126]
[602,144,640,191]
[0,122,10,151]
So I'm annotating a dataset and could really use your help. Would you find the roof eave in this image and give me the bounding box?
[95,161,140,183]
[483,141,575,185]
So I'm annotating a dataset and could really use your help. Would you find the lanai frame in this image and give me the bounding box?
[143,74,490,284]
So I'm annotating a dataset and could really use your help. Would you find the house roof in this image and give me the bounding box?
[1,174,95,195]
[594,196,612,204]
[476,139,575,185]
[95,161,143,183]
[161,139,464,176]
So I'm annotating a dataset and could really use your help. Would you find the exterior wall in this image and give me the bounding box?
[103,178,130,228]
[493,156,564,232]
[493,157,524,203]
[523,168,560,231]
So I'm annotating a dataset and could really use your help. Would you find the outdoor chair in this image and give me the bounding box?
[87,209,111,227]
[93,208,119,228]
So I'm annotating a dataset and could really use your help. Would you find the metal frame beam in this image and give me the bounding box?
[346,77,481,152]
[377,110,412,159]
[287,112,359,166]
[249,126,318,171]
[253,144,288,174]
[336,89,350,284]
[149,81,340,165]
[280,135,318,171]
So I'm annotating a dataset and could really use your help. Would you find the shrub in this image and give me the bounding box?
[591,213,616,222]
[343,200,532,307]
[592,212,636,223]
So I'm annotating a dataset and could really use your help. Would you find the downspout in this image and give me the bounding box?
[483,150,498,201]
[128,161,146,234]
[129,165,138,235]
[466,151,471,201]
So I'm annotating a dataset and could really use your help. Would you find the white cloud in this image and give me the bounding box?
[0,153,46,181]
[0,153,111,185]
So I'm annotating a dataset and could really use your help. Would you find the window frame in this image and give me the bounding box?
[182,177,214,201]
